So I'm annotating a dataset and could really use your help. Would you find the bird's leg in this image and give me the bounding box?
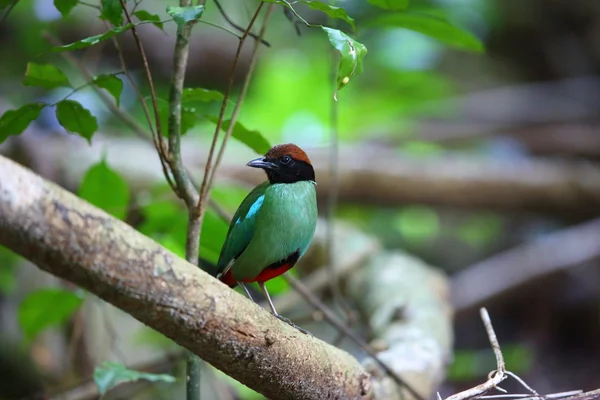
[258,282,310,335]
[239,282,254,302]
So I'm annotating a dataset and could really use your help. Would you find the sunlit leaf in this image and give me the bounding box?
[366,12,484,53]
[94,361,175,396]
[55,100,98,142]
[322,27,367,97]
[18,288,84,343]
[182,88,224,104]
[301,1,355,30]
[166,5,204,30]
[0,103,44,143]
[101,0,123,26]
[54,0,78,17]
[78,159,130,220]
[23,62,71,89]
[93,74,123,107]
[52,24,134,52]
[368,0,409,11]
[133,9,163,30]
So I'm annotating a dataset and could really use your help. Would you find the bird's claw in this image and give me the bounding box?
[275,314,311,335]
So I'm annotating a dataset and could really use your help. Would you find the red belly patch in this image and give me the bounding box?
[219,263,295,287]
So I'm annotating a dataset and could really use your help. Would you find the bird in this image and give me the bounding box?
[214,143,317,332]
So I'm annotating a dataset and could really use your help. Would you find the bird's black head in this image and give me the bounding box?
[246,143,315,184]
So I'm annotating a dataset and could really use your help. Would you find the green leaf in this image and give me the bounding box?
[166,5,204,30]
[55,100,98,142]
[18,288,84,342]
[52,24,134,52]
[368,0,409,11]
[156,100,198,136]
[93,74,123,107]
[23,62,71,89]
[78,159,130,220]
[206,117,271,154]
[0,103,44,142]
[101,0,123,26]
[182,88,224,104]
[322,27,367,96]
[133,10,163,30]
[301,1,355,30]
[224,120,271,155]
[0,246,19,295]
[366,12,484,53]
[54,0,78,17]
[94,361,176,396]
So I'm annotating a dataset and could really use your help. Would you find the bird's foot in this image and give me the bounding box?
[275,314,311,335]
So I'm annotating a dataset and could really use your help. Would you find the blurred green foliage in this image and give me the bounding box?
[18,288,85,343]
[448,344,533,381]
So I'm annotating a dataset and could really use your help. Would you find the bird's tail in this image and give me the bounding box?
[198,257,237,288]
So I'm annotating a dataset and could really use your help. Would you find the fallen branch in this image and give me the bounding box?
[0,155,371,400]
[452,218,600,317]
[348,252,454,400]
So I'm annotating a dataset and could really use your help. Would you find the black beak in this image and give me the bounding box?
[246,156,278,170]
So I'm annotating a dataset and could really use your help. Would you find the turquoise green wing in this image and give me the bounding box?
[215,181,270,276]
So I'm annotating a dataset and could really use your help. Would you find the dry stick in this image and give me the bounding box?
[284,275,426,400]
[441,308,507,400]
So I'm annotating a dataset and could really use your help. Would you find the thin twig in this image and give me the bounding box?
[284,275,426,400]
[326,17,356,345]
[205,4,274,202]
[194,2,267,237]
[118,0,177,197]
[0,0,18,28]
[42,33,149,140]
[442,308,508,400]
[213,0,271,47]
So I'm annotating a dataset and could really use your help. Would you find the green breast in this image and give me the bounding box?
[230,181,317,281]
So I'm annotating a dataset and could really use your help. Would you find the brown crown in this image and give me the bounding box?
[266,143,311,165]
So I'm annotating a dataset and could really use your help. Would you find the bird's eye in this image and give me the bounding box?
[281,155,292,164]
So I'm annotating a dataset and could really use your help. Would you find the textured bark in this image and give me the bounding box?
[0,155,371,400]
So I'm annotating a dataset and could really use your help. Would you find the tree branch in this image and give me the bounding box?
[0,155,371,400]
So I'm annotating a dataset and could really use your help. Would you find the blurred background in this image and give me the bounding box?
[1,0,600,399]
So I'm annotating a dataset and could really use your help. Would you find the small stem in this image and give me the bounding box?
[167,16,199,209]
